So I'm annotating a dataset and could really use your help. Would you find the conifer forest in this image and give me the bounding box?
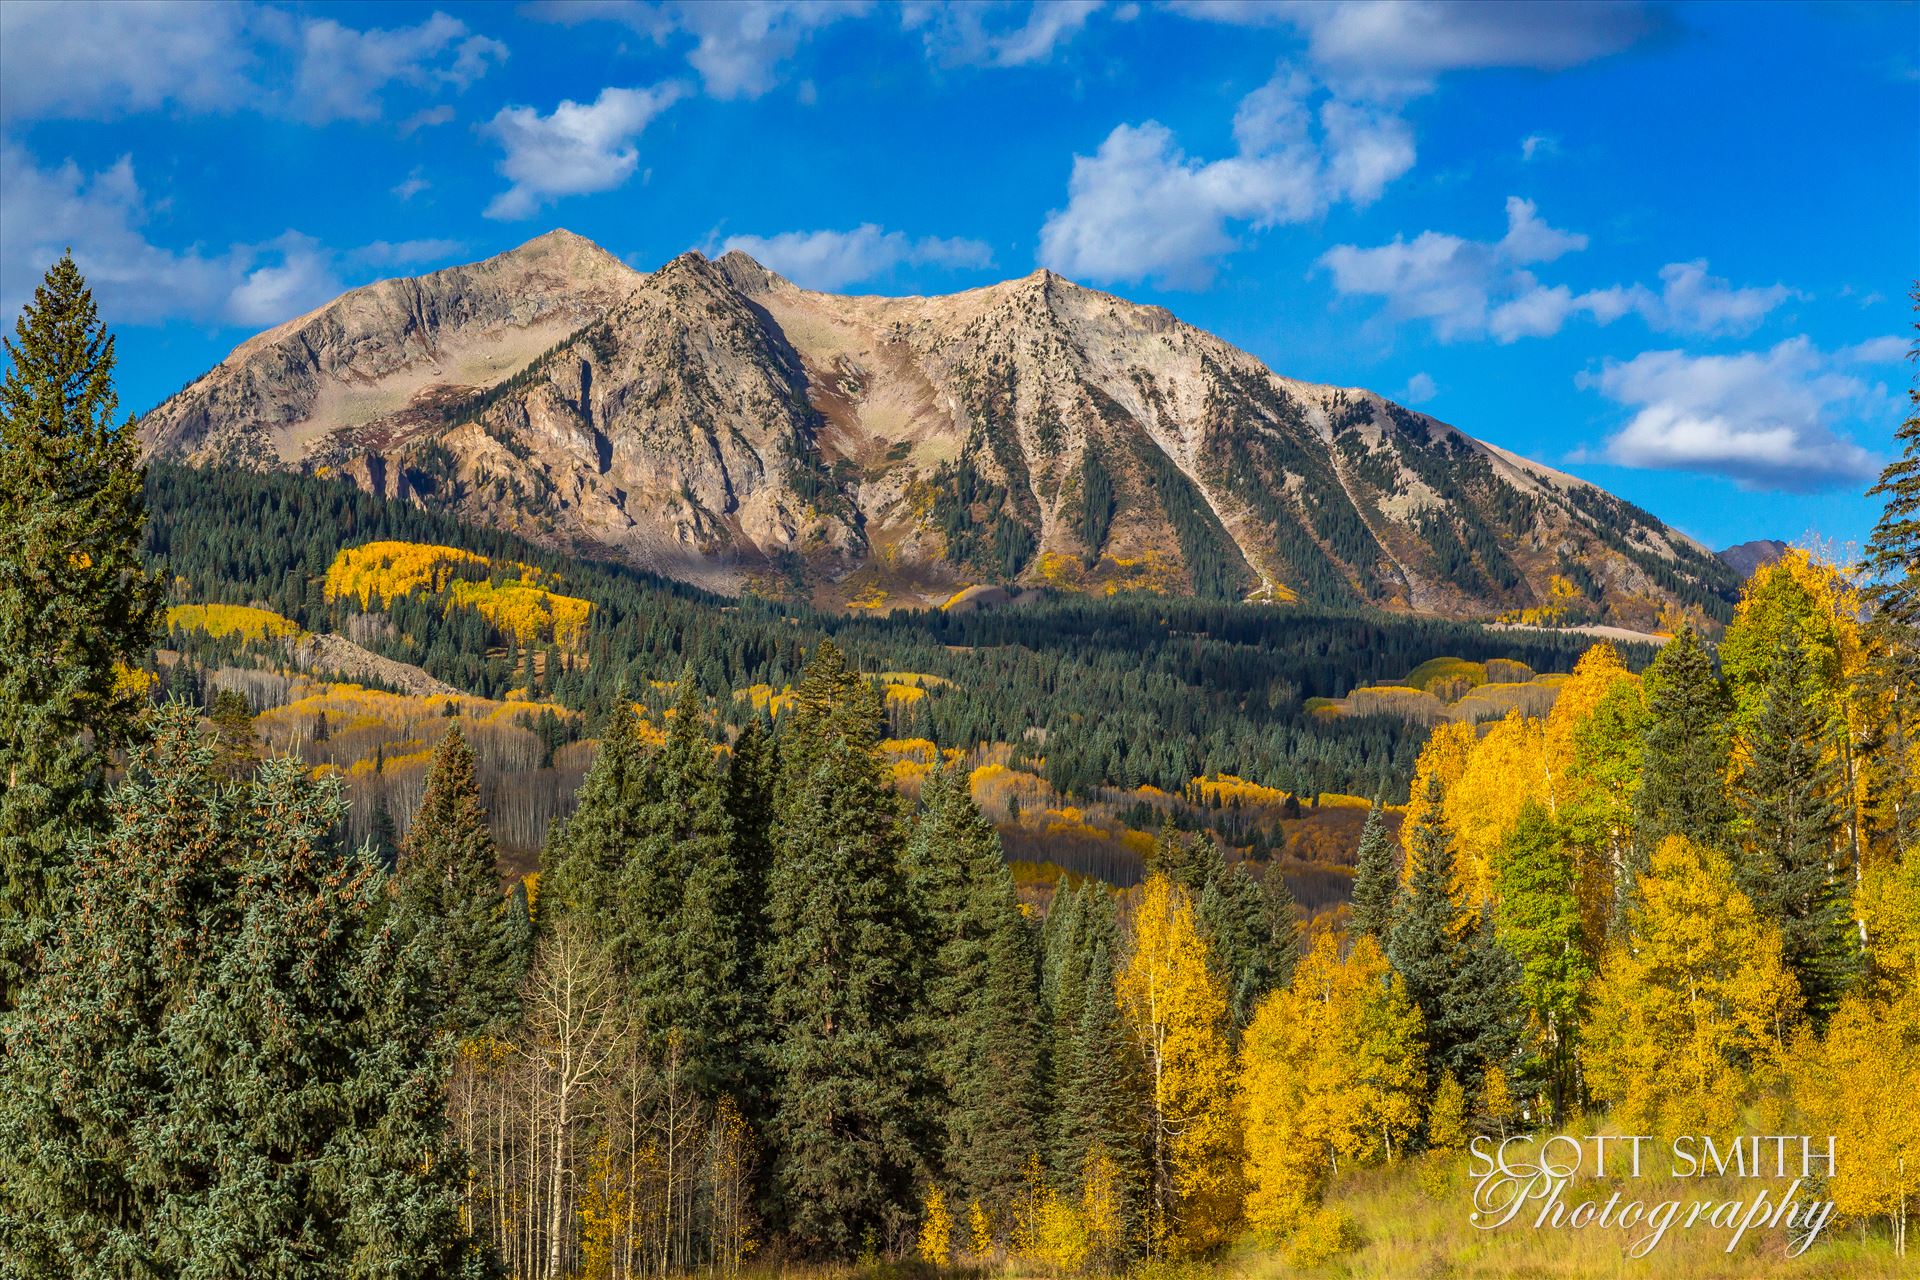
[3,256,1918,1280]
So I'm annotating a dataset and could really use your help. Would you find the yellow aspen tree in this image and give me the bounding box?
[1080,1144,1128,1271]
[1544,643,1636,807]
[1239,928,1425,1240]
[1792,991,1920,1256]
[1449,711,1550,906]
[1584,836,1801,1134]
[917,1186,954,1266]
[1426,1073,1468,1152]
[967,1198,993,1259]
[1402,722,1476,883]
[1115,874,1242,1257]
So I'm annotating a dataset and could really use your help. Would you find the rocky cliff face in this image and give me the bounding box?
[140,232,1740,627]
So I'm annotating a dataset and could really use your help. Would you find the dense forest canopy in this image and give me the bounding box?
[144,460,1640,803]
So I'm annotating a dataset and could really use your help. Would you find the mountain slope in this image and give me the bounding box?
[139,232,1739,627]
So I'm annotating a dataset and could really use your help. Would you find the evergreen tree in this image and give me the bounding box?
[1059,941,1149,1248]
[1860,315,1920,864]
[1732,628,1859,1025]
[1862,306,1920,638]
[1197,860,1294,1030]
[642,676,752,1098]
[1633,624,1734,902]
[1387,774,1523,1090]
[1349,799,1399,942]
[761,641,926,1256]
[397,725,523,1038]
[541,699,647,923]
[0,254,163,1002]
[0,703,477,1278]
[908,764,1042,1210]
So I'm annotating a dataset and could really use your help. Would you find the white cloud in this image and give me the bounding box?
[1,4,505,126]
[292,11,506,124]
[225,233,344,327]
[1037,69,1413,288]
[0,143,428,330]
[1319,197,1604,341]
[399,105,457,136]
[1172,0,1659,94]
[1840,335,1909,364]
[1322,200,1794,343]
[1520,132,1559,161]
[1632,260,1795,338]
[392,170,431,201]
[482,84,685,220]
[1401,372,1437,403]
[906,0,1103,68]
[0,0,253,121]
[1579,338,1882,491]
[528,1,866,99]
[718,225,993,290]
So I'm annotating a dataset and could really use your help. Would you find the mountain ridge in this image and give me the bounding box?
[138,231,1739,627]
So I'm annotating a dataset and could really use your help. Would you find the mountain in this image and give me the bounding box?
[140,230,1739,627]
[1717,539,1790,579]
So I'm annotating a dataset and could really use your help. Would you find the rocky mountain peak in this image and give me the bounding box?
[139,233,1742,628]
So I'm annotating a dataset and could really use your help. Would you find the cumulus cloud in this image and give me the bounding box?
[1037,69,1414,288]
[1401,372,1437,403]
[1319,196,1600,341]
[528,0,866,99]
[0,0,253,121]
[905,0,1103,67]
[291,11,505,124]
[0,3,506,126]
[392,169,431,201]
[482,84,685,220]
[1840,335,1909,364]
[718,225,992,290]
[1579,338,1882,491]
[0,143,445,330]
[1321,199,1794,343]
[1172,0,1659,94]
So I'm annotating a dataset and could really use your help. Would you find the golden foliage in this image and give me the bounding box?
[323,540,489,607]
[1117,875,1242,1256]
[1584,836,1801,1134]
[445,579,592,648]
[1192,773,1291,808]
[1240,928,1425,1240]
[916,1186,954,1266]
[1791,990,1920,1246]
[165,602,303,642]
[968,1198,993,1258]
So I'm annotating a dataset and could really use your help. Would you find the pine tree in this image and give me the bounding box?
[1059,940,1148,1249]
[1633,624,1734,901]
[909,764,1042,1212]
[630,676,751,1098]
[397,725,523,1038]
[1862,304,1920,638]
[761,640,926,1256]
[1349,799,1399,942]
[368,793,399,869]
[541,699,648,924]
[1732,628,1859,1025]
[1387,774,1522,1089]
[0,702,478,1277]
[0,253,163,1002]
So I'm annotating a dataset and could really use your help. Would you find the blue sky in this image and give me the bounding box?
[2,0,1914,551]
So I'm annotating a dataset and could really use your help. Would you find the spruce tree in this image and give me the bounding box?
[1862,310,1920,637]
[1349,799,1399,942]
[639,676,751,1098]
[0,253,162,1002]
[1633,624,1733,904]
[0,702,477,1277]
[396,725,523,1038]
[1860,318,1920,859]
[1732,628,1859,1025]
[541,698,648,923]
[1387,774,1522,1090]
[909,764,1042,1211]
[761,640,926,1256]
